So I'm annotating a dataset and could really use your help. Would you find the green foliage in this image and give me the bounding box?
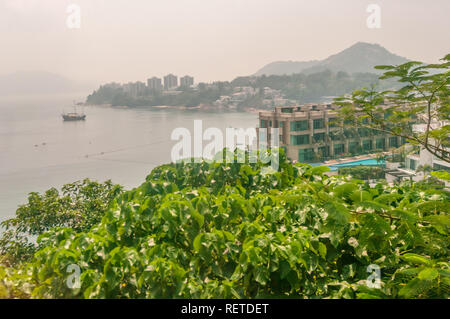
[0,150,448,299]
[0,179,123,266]
[334,54,450,164]
[338,166,385,180]
[431,170,450,181]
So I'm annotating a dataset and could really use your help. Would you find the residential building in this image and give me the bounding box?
[258,104,404,163]
[123,81,146,97]
[180,75,194,88]
[164,74,178,90]
[147,77,163,91]
[386,123,450,185]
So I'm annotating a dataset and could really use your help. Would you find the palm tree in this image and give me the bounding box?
[416,164,433,180]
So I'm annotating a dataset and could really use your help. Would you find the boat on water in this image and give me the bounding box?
[62,112,86,121]
[62,102,86,121]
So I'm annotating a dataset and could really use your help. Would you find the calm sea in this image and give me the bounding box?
[0,94,257,221]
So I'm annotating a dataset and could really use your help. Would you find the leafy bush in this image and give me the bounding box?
[0,179,123,266]
[338,166,385,180]
[0,150,449,299]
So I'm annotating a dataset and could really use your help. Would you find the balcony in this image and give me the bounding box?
[310,111,324,117]
[292,111,308,118]
[259,111,274,117]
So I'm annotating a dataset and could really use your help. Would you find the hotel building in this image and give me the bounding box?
[258,103,405,163]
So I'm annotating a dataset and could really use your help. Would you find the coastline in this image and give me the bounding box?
[84,103,266,114]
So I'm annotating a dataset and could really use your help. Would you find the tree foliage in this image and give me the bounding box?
[338,166,385,180]
[0,179,123,267]
[334,54,450,163]
[0,150,448,299]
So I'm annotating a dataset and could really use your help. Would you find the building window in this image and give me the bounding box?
[407,158,417,171]
[334,144,345,155]
[389,136,398,148]
[313,133,325,142]
[290,120,309,132]
[363,140,372,151]
[433,163,450,172]
[318,146,329,158]
[376,138,386,150]
[298,148,315,162]
[344,129,358,139]
[281,108,293,113]
[313,119,324,129]
[290,134,309,145]
[358,128,371,137]
[348,141,361,154]
[269,121,272,127]
[328,118,339,128]
[260,120,266,128]
[329,131,342,141]
[372,129,382,136]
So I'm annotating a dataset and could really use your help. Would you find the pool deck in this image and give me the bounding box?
[322,152,390,166]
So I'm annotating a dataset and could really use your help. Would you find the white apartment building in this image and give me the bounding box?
[386,123,450,185]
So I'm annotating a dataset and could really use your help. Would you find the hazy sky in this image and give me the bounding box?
[1,0,449,85]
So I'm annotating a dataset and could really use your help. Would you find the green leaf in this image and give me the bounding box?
[193,233,204,252]
[318,242,327,259]
[400,253,433,266]
[418,268,439,281]
[398,278,434,298]
[430,171,450,181]
[350,190,372,203]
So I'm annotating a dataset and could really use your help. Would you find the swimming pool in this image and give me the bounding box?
[308,158,385,171]
[328,158,384,171]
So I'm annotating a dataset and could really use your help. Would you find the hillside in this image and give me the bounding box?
[255,42,409,76]
[253,60,320,77]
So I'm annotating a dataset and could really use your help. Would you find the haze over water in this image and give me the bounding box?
[0,94,257,220]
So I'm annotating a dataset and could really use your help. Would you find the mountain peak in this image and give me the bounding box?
[254,42,409,76]
[351,41,382,48]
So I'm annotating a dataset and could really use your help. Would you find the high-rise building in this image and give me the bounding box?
[258,104,404,163]
[164,74,178,90]
[180,75,194,88]
[123,81,147,97]
[147,77,162,91]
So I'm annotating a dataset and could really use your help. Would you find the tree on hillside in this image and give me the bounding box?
[334,54,450,164]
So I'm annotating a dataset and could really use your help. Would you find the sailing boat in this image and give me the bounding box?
[62,101,86,121]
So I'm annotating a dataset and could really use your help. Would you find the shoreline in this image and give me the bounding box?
[84,103,267,114]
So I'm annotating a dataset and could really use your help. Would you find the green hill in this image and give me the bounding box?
[255,42,409,76]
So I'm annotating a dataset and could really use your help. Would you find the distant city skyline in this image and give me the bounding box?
[0,0,449,86]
